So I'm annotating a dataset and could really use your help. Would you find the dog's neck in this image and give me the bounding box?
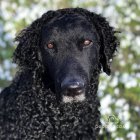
[4,68,101,139]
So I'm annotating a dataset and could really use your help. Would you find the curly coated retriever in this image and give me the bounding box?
[0,8,119,140]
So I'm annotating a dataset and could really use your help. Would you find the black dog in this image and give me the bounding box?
[0,8,118,140]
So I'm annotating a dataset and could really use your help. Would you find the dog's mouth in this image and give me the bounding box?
[61,82,86,103]
[62,93,85,103]
[61,87,86,103]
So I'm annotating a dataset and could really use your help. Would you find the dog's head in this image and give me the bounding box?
[14,8,118,103]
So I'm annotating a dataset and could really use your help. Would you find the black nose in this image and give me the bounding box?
[61,79,85,97]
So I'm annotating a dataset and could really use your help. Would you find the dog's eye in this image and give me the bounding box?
[83,40,93,47]
[47,43,54,49]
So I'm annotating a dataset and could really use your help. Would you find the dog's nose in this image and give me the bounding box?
[61,79,85,97]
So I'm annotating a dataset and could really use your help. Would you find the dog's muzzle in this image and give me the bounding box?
[61,78,85,103]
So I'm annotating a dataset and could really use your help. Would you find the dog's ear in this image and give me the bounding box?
[90,13,119,75]
[75,8,119,75]
[14,10,57,68]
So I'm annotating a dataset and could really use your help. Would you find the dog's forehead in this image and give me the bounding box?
[44,14,92,31]
[42,14,94,39]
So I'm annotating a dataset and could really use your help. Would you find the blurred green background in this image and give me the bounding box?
[0,0,140,140]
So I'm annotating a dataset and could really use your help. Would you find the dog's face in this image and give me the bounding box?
[14,8,118,103]
[41,14,100,103]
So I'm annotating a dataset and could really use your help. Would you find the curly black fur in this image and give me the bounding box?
[0,8,119,140]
